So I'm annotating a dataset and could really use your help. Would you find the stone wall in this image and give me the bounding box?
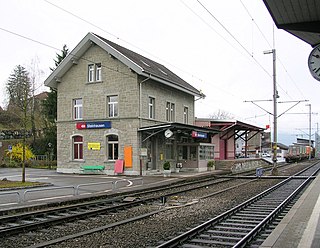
[215,158,270,173]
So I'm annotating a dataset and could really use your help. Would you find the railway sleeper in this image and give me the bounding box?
[199,233,243,241]
[206,229,246,237]
[219,222,257,228]
[189,238,237,246]
[227,218,262,224]
[246,206,275,211]
[214,225,252,232]
[235,213,268,218]
[239,209,272,214]
[231,216,265,222]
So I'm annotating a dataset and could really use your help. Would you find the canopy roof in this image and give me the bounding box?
[263,0,320,47]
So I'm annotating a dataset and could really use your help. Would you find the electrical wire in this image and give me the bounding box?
[239,0,306,100]
[196,0,272,78]
[0,27,135,79]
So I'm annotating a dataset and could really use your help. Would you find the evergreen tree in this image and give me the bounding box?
[42,45,68,160]
[6,65,32,112]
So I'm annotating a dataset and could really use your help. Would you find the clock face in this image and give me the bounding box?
[164,129,173,138]
[308,44,320,81]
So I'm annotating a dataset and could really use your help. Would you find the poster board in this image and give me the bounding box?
[124,146,132,168]
[114,159,124,174]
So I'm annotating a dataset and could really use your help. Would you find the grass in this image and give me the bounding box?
[0,179,45,189]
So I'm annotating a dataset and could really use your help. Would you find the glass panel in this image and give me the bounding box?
[73,136,83,142]
[88,64,94,82]
[149,97,154,119]
[166,102,170,121]
[170,103,175,121]
[184,107,188,123]
[108,135,118,141]
[108,96,118,117]
[74,144,78,159]
[108,144,113,160]
[182,146,188,160]
[79,144,83,159]
[114,144,119,159]
[165,144,173,159]
[190,146,197,160]
[95,63,101,81]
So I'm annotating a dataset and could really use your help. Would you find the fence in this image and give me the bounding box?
[0,178,144,205]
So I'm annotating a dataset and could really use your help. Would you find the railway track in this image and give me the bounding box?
[0,172,254,238]
[0,162,313,247]
[156,162,320,248]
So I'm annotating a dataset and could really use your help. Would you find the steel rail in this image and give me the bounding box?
[156,162,320,247]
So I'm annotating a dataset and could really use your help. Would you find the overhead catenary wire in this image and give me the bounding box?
[239,0,306,100]
[0,27,135,79]
[42,0,248,105]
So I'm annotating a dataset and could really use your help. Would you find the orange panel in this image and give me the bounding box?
[124,146,132,168]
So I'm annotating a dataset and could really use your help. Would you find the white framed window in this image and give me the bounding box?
[170,103,175,122]
[148,97,155,119]
[72,135,83,160]
[107,135,119,161]
[88,63,102,82]
[166,101,175,122]
[73,98,83,120]
[96,63,101,81]
[88,64,95,82]
[183,106,189,124]
[108,95,118,117]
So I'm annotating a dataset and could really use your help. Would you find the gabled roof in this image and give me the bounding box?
[44,32,203,97]
[263,0,320,47]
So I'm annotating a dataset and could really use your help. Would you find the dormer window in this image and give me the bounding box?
[88,63,102,82]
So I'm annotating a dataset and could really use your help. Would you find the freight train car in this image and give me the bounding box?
[284,144,314,163]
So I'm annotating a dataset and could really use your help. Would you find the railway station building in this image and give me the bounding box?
[44,32,219,175]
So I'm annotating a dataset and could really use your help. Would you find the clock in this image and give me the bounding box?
[308,43,320,81]
[164,129,173,138]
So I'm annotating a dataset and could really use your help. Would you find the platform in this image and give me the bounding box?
[261,173,320,248]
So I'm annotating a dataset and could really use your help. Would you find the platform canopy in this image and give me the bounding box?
[263,0,320,47]
[138,122,219,143]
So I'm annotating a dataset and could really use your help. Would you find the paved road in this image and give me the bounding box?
[0,168,179,210]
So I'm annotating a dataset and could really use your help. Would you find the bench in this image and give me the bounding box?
[80,165,105,174]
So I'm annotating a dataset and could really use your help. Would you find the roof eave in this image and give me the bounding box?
[141,72,202,97]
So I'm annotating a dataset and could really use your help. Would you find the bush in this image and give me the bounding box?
[207,160,215,168]
[163,161,171,170]
[5,143,35,162]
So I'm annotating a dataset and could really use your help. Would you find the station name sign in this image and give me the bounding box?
[76,121,111,130]
[192,131,208,138]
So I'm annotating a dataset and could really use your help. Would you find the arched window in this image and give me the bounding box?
[73,136,83,160]
[107,135,118,161]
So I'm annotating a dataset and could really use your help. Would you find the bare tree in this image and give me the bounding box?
[209,109,234,120]
[6,65,32,182]
[28,57,44,144]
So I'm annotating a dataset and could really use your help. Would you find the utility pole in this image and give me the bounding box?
[306,104,312,160]
[264,49,278,175]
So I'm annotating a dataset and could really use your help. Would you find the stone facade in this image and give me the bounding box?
[55,43,195,175]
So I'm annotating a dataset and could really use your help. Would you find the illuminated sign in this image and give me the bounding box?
[192,131,208,138]
[76,121,111,130]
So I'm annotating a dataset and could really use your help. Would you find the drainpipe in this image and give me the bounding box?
[139,75,151,176]
[139,74,151,128]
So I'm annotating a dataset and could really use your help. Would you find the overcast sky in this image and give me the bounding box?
[0,0,318,145]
